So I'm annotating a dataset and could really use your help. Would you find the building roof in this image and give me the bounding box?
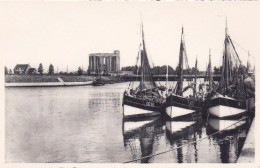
[89,50,120,57]
[89,53,118,57]
[14,64,30,69]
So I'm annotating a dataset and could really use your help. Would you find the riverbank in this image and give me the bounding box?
[237,118,255,163]
[5,75,126,87]
[5,81,93,87]
[5,75,125,83]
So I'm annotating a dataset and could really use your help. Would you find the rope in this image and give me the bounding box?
[232,39,255,59]
[123,116,247,163]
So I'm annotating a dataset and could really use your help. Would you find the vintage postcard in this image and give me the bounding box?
[0,1,258,168]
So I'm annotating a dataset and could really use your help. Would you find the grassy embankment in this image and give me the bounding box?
[5,75,125,83]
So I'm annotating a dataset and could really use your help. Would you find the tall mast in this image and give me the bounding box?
[247,50,250,72]
[223,17,229,96]
[140,21,145,87]
[208,49,213,91]
[193,56,197,96]
[177,26,184,96]
[138,19,157,91]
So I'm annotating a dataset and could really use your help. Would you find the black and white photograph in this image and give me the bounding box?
[0,1,258,165]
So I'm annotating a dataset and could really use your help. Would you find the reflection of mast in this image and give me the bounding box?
[140,126,155,163]
[193,133,198,162]
[166,65,169,95]
[176,142,183,163]
[219,139,230,163]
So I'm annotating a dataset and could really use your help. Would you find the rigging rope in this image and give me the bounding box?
[123,116,247,163]
[232,39,255,59]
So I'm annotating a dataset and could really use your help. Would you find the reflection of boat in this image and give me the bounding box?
[166,121,196,134]
[206,19,246,119]
[123,116,160,134]
[164,27,203,119]
[206,118,249,163]
[165,118,202,163]
[122,118,165,163]
[122,22,165,119]
[207,118,246,131]
[166,118,202,143]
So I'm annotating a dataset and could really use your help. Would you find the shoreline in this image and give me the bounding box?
[5,81,93,87]
[5,75,126,87]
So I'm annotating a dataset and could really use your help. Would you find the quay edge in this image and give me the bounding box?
[237,118,255,163]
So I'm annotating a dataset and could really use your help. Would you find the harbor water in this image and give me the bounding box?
[5,82,253,163]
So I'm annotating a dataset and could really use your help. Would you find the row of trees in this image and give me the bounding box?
[37,63,55,75]
[213,65,247,75]
[121,65,201,75]
[121,65,248,76]
[5,63,84,76]
[5,67,12,75]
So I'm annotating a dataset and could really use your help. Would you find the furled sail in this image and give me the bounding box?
[219,21,242,96]
[137,23,157,92]
[176,27,189,96]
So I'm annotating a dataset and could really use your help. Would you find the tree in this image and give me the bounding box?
[238,65,247,75]
[48,64,54,75]
[191,67,199,75]
[214,66,222,75]
[5,66,8,75]
[38,63,43,74]
[87,66,90,75]
[9,69,12,75]
[77,67,83,76]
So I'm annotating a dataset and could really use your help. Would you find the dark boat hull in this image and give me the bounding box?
[122,94,163,119]
[92,83,105,86]
[92,78,106,86]
[164,94,203,119]
[205,95,246,119]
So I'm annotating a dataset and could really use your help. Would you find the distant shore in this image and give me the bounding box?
[5,75,125,84]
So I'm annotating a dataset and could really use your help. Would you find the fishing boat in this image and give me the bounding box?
[122,22,165,119]
[92,66,106,86]
[205,20,246,119]
[164,27,203,119]
[92,76,105,86]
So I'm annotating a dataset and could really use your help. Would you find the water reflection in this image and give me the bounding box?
[206,117,249,163]
[122,112,252,163]
[6,84,253,163]
[122,117,165,163]
[165,115,203,163]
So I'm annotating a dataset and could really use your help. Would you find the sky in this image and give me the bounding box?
[1,2,259,73]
